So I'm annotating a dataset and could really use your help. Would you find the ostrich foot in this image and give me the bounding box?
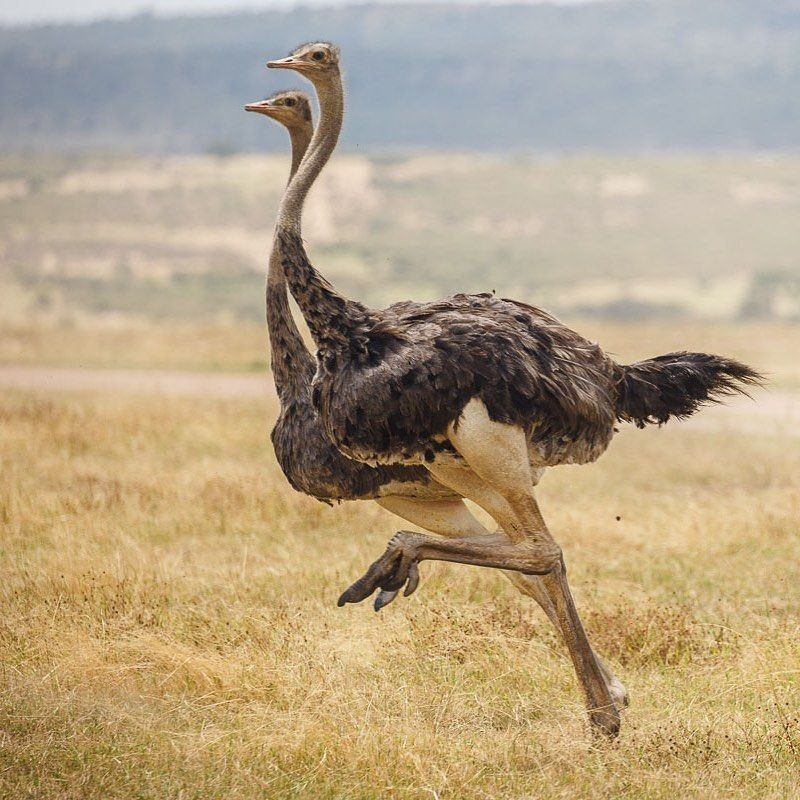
[338,532,423,609]
[339,528,563,612]
[373,588,400,612]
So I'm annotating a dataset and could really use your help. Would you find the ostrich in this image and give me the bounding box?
[267,43,760,737]
[245,88,629,709]
[245,89,435,504]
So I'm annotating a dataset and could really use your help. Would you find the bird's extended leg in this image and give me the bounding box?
[339,527,619,735]
[368,496,555,606]
[339,529,560,600]
[344,400,620,737]
[446,400,619,736]
[503,570,628,710]
[374,496,628,710]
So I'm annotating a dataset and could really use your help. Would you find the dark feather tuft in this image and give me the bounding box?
[615,352,764,427]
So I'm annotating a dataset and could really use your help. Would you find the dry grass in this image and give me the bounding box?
[1,386,798,799]
[0,321,269,372]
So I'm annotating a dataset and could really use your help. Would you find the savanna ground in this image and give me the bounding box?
[1,151,799,797]
[1,320,799,799]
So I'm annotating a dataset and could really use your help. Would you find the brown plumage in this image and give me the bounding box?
[263,48,761,471]
[279,230,760,469]
[615,352,761,427]
[246,88,438,503]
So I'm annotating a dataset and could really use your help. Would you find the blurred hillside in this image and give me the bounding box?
[2,0,800,153]
[2,152,798,323]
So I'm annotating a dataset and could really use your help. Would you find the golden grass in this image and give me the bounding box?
[0,322,269,373]
[1,387,799,799]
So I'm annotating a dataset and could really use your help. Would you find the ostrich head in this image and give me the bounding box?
[267,41,341,79]
[244,90,313,129]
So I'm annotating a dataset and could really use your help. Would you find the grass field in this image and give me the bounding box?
[1,352,798,797]
[2,147,799,796]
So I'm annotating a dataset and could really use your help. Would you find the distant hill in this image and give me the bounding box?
[3,151,799,323]
[2,0,800,153]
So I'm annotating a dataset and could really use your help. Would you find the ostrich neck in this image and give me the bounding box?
[267,122,315,401]
[276,72,372,350]
[287,125,311,180]
[277,76,342,233]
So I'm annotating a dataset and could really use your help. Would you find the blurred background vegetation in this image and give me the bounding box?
[3,1,800,152]
[1,0,799,325]
[1,152,798,324]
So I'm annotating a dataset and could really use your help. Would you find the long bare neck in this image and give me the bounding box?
[276,72,373,350]
[277,77,343,233]
[288,125,311,179]
[267,122,315,401]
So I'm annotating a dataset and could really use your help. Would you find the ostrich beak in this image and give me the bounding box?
[244,100,273,113]
[267,56,301,70]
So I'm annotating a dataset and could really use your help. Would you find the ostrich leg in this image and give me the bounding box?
[341,400,620,737]
[340,527,619,736]
[375,496,627,710]
[502,571,628,709]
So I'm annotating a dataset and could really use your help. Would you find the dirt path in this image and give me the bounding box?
[0,363,796,435]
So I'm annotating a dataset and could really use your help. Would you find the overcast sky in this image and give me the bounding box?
[1,0,604,27]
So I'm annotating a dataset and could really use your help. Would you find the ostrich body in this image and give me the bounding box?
[266,44,760,737]
[245,89,629,709]
[246,90,441,504]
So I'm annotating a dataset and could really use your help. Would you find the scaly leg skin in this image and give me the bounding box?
[342,529,628,711]
[339,530,560,604]
[357,400,619,737]
[338,528,620,737]
[503,570,629,710]
[372,496,488,611]
[440,399,619,737]
[373,496,628,710]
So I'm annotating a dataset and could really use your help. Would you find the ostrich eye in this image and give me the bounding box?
[312,51,325,61]
[285,97,296,107]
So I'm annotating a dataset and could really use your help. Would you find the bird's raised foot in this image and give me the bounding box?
[373,588,400,612]
[337,531,424,611]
